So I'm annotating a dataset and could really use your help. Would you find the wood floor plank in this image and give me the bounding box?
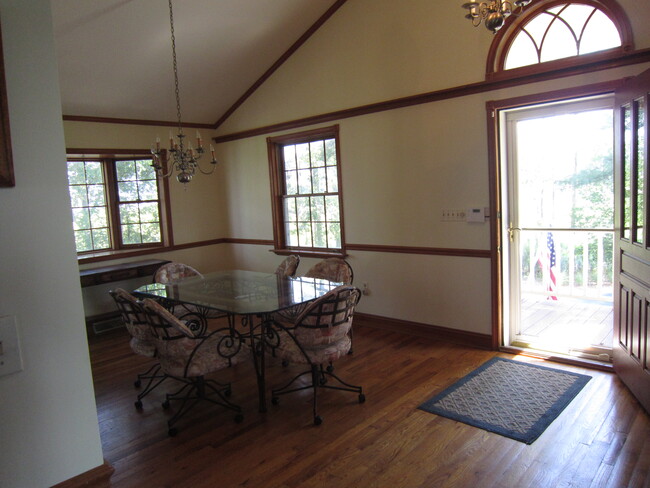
[88,323,649,488]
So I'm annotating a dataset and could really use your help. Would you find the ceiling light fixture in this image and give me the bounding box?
[462,0,532,33]
[151,0,218,184]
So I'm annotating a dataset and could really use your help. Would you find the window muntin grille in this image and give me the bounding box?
[280,138,342,250]
[66,156,164,254]
[67,159,111,253]
[505,3,621,70]
[115,159,162,245]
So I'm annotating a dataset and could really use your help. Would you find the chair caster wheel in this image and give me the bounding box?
[168,427,178,437]
[314,415,323,426]
[234,413,244,423]
[224,388,232,397]
[134,380,141,388]
[162,400,170,410]
[326,365,333,373]
[134,400,143,410]
[271,396,279,405]
[358,393,366,403]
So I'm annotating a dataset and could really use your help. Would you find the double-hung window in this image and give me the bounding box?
[267,126,346,256]
[66,150,171,257]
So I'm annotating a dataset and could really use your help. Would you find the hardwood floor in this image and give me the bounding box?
[88,320,649,488]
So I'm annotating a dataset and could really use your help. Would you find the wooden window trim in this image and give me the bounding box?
[485,0,634,81]
[267,125,347,258]
[66,148,173,261]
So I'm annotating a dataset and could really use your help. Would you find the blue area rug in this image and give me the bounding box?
[418,357,591,444]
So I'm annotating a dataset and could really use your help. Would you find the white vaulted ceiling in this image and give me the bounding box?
[51,0,339,125]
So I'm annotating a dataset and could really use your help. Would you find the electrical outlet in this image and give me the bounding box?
[362,282,370,296]
[0,315,23,377]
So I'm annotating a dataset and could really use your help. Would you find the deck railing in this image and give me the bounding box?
[519,229,614,301]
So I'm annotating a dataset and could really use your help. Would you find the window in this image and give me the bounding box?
[487,0,633,78]
[267,126,345,256]
[66,151,171,256]
[505,3,621,69]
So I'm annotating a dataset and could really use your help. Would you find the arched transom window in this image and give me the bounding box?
[487,0,633,77]
[506,3,621,69]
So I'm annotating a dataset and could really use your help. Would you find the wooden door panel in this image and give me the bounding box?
[621,250,650,284]
[614,67,650,413]
[618,284,629,348]
[645,301,650,370]
[615,276,650,409]
[631,292,642,362]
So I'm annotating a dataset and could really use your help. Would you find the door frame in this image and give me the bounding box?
[487,79,624,367]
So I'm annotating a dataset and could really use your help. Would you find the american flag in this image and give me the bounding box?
[546,232,557,300]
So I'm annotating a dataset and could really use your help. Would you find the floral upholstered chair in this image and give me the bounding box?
[141,298,249,436]
[153,262,225,320]
[271,285,364,425]
[275,255,300,277]
[153,262,202,284]
[304,257,353,284]
[109,288,167,409]
[303,257,356,352]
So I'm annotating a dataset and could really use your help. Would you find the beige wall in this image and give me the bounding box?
[63,0,650,332]
[0,2,105,486]
[217,0,650,134]
[63,122,239,315]
[211,0,650,335]
[64,121,228,245]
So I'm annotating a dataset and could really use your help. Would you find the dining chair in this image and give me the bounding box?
[141,298,249,436]
[304,257,353,284]
[304,257,356,352]
[153,261,226,322]
[275,255,300,277]
[109,288,168,409]
[153,262,202,284]
[270,285,364,425]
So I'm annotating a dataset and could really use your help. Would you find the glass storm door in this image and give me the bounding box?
[502,96,615,361]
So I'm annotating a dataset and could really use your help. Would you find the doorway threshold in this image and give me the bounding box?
[500,345,614,372]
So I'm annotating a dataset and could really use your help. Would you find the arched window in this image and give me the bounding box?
[486,0,633,79]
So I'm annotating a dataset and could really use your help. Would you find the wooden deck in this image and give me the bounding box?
[520,294,613,351]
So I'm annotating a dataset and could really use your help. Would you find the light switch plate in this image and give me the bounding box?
[0,315,24,377]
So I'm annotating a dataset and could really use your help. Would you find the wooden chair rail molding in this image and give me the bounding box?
[347,243,491,258]
[212,48,650,144]
[78,237,492,265]
[61,48,650,137]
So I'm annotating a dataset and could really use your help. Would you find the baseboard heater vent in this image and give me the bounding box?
[91,317,124,335]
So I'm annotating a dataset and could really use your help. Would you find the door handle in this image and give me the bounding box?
[507,223,521,242]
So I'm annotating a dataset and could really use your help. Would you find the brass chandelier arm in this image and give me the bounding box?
[462,0,531,33]
[197,160,218,175]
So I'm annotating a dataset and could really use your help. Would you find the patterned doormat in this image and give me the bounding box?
[418,357,591,444]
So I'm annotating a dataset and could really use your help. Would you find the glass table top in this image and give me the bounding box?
[133,269,342,315]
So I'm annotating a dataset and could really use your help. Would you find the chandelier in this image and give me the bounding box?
[151,0,218,184]
[461,0,532,33]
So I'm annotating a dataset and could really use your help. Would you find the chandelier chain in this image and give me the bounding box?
[150,0,220,184]
[168,0,183,135]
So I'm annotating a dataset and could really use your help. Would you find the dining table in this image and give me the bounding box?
[133,269,343,412]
